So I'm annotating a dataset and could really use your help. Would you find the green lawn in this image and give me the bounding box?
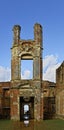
[0,119,64,130]
[36,119,64,130]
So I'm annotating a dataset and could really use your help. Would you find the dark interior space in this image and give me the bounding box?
[20,96,34,121]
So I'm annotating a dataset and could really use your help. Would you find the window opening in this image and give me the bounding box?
[21,60,33,79]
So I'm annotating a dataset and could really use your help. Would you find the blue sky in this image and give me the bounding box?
[0,0,64,82]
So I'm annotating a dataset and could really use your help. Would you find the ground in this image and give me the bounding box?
[0,119,64,130]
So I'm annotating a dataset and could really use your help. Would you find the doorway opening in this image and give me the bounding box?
[20,97,34,121]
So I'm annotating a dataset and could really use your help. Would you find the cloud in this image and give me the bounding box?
[0,54,61,82]
[21,54,61,82]
[21,70,31,79]
[0,66,11,82]
[43,54,61,82]
[0,66,31,81]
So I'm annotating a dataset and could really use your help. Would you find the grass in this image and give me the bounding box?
[0,119,64,130]
[36,119,64,130]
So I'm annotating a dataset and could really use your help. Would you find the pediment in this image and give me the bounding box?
[18,83,31,89]
[21,84,30,89]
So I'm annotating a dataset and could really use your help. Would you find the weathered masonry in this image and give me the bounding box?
[10,23,43,120]
[56,61,64,119]
[1,23,62,120]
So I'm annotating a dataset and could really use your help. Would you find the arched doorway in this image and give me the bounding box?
[20,97,34,121]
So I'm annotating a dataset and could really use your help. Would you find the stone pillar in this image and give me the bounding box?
[10,89,19,120]
[11,25,21,81]
[33,23,43,80]
[33,57,42,80]
[11,54,21,80]
[34,23,42,46]
[12,25,21,44]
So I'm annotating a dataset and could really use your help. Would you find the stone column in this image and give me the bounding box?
[34,23,42,46]
[33,23,43,80]
[11,54,21,80]
[12,25,21,44]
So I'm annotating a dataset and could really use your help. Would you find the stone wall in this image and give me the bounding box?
[56,61,64,119]
[10,23,43,120]
[0,23,60,120]
[0,82,11,119]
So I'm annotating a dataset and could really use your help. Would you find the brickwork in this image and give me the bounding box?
[56,61,64,119]
[0,23,58,120]
[0,82,11,118]
[10,23,43,121]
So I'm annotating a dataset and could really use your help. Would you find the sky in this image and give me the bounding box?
[0,0,64,82]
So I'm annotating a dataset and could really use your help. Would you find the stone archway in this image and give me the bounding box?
[20,97,34,121]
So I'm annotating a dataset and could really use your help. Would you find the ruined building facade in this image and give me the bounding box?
[56,61,64,119]
[10,23,43,120]
[0,23,63,120]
